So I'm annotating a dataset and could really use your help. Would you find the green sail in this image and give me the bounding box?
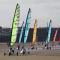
[24,8,31,43]
[10,3,20,47]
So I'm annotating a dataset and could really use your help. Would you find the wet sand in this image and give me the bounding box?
[0,43,60,60]
[0,53,60,60]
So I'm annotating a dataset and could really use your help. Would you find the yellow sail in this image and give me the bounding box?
[32,19,37,44]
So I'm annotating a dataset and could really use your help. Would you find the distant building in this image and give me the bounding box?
[0,27,60,42]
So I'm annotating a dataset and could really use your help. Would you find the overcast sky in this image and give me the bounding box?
[0,0,60,28]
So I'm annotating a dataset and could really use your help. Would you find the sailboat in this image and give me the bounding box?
[10,3,20,47]
[24,8,31,44]
[46,20,52,44]
[18,8,31,54]
[4,3,20,56]
[18,21,24,44]
[32,19,37,45]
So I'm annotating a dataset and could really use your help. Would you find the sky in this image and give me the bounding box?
[0,0,60,28]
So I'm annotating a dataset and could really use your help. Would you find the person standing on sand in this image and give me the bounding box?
[28,44,30,50]
[17,45,20,50]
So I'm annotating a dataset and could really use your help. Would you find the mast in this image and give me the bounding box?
[46,20,52,44]
[24,8,31,43]
[32,19,37,44]
[10,3,20,47]
[18,21,24,44]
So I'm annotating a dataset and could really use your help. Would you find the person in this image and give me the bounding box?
[28,44,30,50]
[23,48,26,55]
[36,47,37,50]
[17,45,20,50]
[10,48,14,54]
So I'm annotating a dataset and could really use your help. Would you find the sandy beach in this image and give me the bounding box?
[0,43,60,60]
[0,53,60,60]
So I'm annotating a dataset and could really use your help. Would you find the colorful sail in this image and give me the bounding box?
[18,21,24,44]
[57,38,60,45]
[24,8,31,43]
[32,19,37,44]
[46,20,52,44]
[10,3,20,47]
[53,29,58,42]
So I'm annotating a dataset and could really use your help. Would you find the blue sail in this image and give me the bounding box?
[18,21,24,44]
[24,8,31,43]
[46,20,52,44]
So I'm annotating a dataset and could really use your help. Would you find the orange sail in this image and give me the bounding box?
[32,19,37,44]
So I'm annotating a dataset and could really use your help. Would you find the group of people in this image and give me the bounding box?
[8,45,26,55]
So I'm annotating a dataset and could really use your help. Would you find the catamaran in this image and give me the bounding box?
[17,8,31,55]
[4,3,20,56]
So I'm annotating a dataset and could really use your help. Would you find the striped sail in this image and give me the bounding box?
[10,3,20,47]
[24,8,31,43]
[53,29,58,42]
[18,21,24,44]
[32,19,37,44]
[46,20,52,44]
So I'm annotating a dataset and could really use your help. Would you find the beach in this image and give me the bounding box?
[0,53,60,60]
[0,43,60,60]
